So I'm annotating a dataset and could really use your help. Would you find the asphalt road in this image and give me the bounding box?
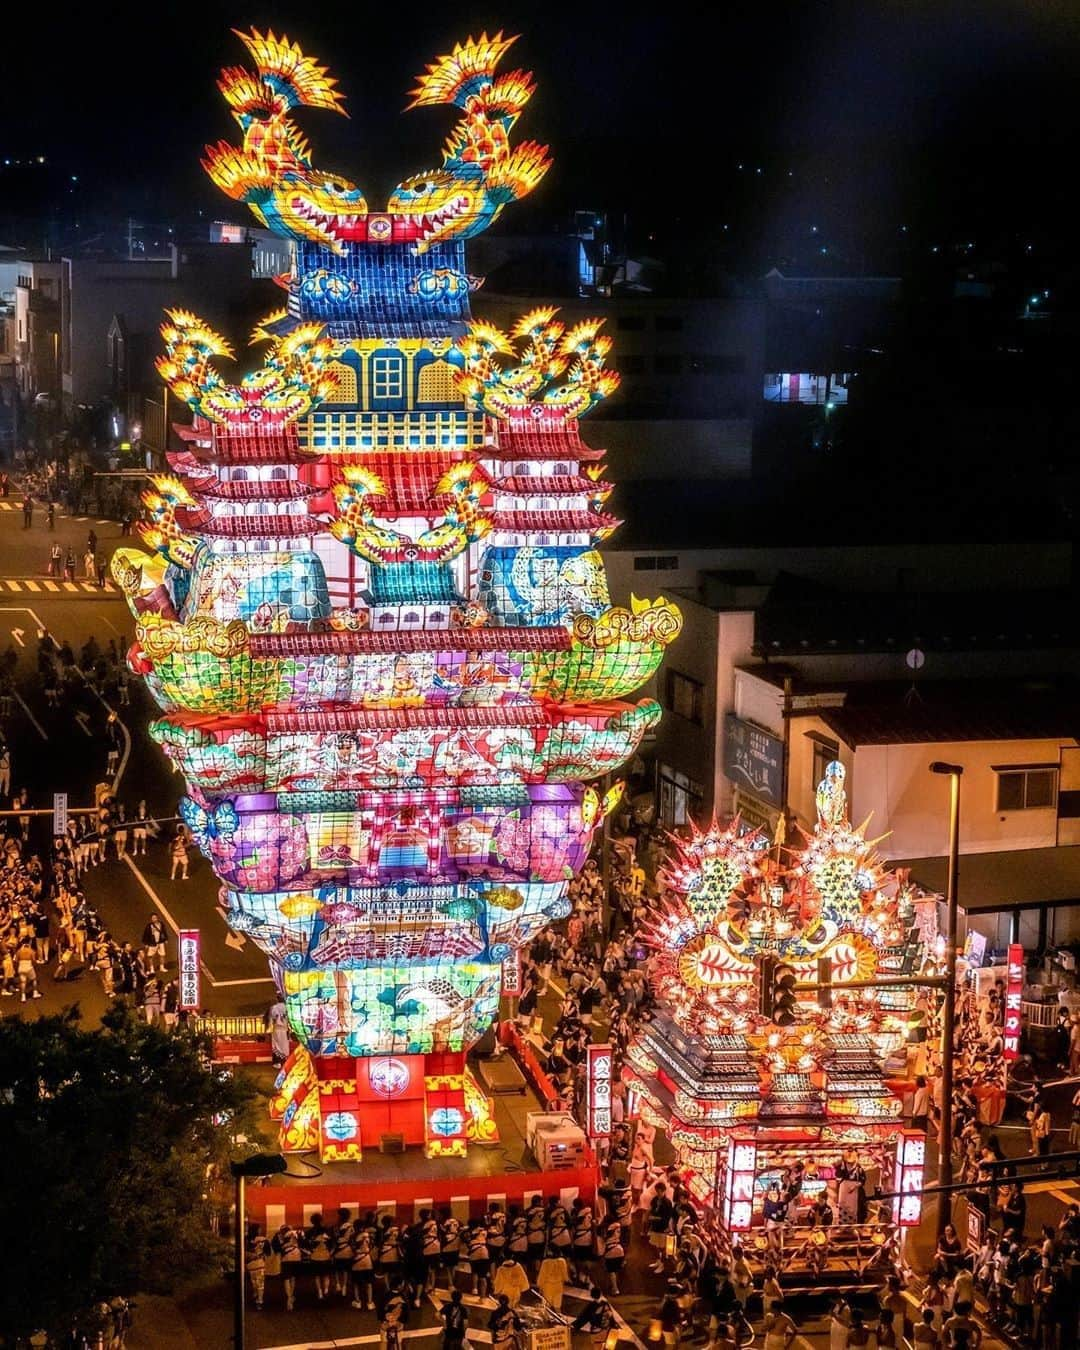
[0,503,273,1022]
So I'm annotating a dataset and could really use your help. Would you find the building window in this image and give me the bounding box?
[995,767,1058,812]
[324,360,358,404]
[666,670,704,725]
[417,358,458,404]
[633,554,679,571]
[657,763,703,828]
[655,315,684,332]
[810,735,840,793]
[371,354,403,401]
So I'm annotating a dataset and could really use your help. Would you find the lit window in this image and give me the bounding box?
[371,354,403,401]
[996,768,1058,812]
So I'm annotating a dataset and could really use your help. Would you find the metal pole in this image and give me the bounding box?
[938,768,961,1239]
[234,1171,246,1350]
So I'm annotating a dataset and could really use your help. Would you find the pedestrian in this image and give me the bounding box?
[492,1254,529,1308]
[96,554,108,589]
[48,542,62,576]
[0,744,10,800]
[87,529,97,555]
[912,1074,930,1130]
[162,979,179,1028]
[265,996,290,1064]
[142,914,167,972]
[83,547,95,579]
[46,500,55,530]
[273,1223,302,1312]
[22,495,32,527]
[132,800,149,854]
[121,510,133,537]
[600,1219,625,1295]
[114,805,129,860]
[350,1218,376,1310]
[142,974,162,1025]
[489,1294,521,1350]
[63,548,76,581]
[169,827,189,880]
[247,1225,270,1311]
[537,1247,569,1311]
[572,1287,614,1350]
[0,472,8,497]
[1031,1102,1053,1164]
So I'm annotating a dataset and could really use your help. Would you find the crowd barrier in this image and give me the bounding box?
[244,1163,600,1232]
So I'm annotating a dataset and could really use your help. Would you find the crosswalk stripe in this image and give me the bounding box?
[62,581,78,591]
[80,582,97,592]
[42,580,58,591]
[0,501,12,510]
[24,580,41,591]
[4,579,20,591]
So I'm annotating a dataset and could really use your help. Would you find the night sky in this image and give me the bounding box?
[2,1,1080,254]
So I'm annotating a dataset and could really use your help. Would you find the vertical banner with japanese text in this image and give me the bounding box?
[179,929,201,1010]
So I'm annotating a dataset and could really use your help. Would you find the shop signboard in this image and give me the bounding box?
[586,1042,612,1139]
[724,715,784,808]
[1004,943,1024,1060]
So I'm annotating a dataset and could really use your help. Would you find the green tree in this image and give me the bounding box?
[0,1005,259,1342]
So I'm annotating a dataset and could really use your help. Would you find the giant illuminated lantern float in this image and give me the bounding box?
[624,763,927,1267]
[114,29,680,1161]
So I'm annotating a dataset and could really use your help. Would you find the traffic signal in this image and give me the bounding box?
[772,963,798,1025]
[759,955,798,1024]
[817,955,833,1009]
[759,954,777,1017]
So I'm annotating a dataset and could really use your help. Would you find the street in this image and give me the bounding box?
[0,502,272,1024]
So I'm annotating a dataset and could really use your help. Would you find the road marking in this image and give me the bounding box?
[10,627,24,647]
[74,710,93,737]
[213,977,276,987]
[123,854,182,936]
[14,691,48,741]
[96,519,108,524]
[80,582,96,592]
[43,580,59,591]
[62,582,78,592]
[4,580,20,591]
[0,502,11,511]
[24,580,41,591]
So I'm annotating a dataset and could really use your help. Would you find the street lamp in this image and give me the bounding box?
[230,1153,286,1350]
[929,761,963,1238]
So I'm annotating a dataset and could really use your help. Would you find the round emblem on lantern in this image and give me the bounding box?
[429,1106,464,1137]
[323,1111,359,1141]
[369,1056,411,1096]
[367,215,392,241]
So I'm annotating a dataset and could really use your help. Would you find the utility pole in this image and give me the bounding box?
[930,761,963,1239]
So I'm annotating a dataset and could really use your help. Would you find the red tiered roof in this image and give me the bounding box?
[197,425,319,465]
[266,704,548,734]
[197,479,312,502]
[493,475,611,495]
[490,510,620,533]
[334,451,477,514]
[484,421,603,462]
[194,514,325,539]
[250,627,573,657]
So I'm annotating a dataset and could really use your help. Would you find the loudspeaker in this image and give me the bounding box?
[379,1132,406,1154]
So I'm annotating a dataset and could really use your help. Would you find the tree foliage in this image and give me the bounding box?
[0,1005,259,1341]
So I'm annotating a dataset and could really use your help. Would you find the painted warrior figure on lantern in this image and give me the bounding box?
[623,762,929,1281]
[113,28,681,1161]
